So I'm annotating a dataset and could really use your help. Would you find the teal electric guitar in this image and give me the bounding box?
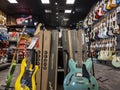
[63,30,98,90]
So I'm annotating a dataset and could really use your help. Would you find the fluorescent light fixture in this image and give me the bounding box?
[66,0,75,4]
[63,18,69,21]
[8,0,18,3]
[41,0,50,4]
[65,10,72,13]
[56,12,59,15]
[55,2,58,5]
[45,10,51,13]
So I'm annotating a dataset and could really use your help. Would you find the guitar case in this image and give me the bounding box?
[62,30,70,77]
[41,31,51,90]
[36,31,43,90]
[47,30,58,90]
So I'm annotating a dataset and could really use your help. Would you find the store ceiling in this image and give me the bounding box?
[0,0,98,29]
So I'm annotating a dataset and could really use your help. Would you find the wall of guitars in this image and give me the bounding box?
[83,0,120,68]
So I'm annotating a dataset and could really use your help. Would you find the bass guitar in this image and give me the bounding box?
[5,26,26,90]
[63,30,98,90]
[15,37,38,90]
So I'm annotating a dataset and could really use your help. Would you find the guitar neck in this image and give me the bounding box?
[12,26,26,62]
[68,30,73,58]
[77,30,83,67]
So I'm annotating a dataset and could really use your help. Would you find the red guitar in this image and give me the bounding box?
[16,15,32,25]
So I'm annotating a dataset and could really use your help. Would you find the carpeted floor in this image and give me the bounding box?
[0,63,120,90]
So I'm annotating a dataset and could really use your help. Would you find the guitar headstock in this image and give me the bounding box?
[34,23,42,36]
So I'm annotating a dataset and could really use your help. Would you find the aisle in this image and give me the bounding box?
[0,63,120,90]
[94,63,120,90]
[0,69,8,89]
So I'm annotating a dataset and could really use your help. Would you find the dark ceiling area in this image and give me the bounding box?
[0,0,99,29]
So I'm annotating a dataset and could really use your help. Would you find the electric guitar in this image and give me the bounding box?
[103,0,108,12]
[15,37,38,90]
[63,30,98,90]
[106,0,112,10]
[112,55,120,67]
[111,37,120,67]
[5,26,26,90]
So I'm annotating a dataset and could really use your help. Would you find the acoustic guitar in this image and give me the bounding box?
[63,30,98,90]
[16,15,32,25]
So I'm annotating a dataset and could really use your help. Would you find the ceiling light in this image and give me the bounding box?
[8,0,18,3]
[56,12,59,15]
[41,0,50,4]
[63,18,69,21]
[55,2,58,5]
[45,10,51,13]
[66,0,75,4]
[65,10,72,13]
[73,11,75,14]
[56,16,58,19]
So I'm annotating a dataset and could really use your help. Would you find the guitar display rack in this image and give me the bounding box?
[83,0,120,67]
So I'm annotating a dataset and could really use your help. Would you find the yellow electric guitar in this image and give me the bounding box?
[15,23,42,90]
[15,37,39,90]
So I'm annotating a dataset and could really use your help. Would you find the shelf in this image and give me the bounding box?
[7,25,35,28]
[0,63,10,70]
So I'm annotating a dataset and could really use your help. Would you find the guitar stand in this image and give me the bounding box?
[91,57,95,77]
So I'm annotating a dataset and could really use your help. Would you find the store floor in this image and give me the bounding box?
[0,63,120,90]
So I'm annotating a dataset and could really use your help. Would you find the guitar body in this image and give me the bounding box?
[103,2,108,12]
[5,61,16,89]
[106,0,112,10]
[112,55,120,67]
[110,0,117,8]
[98,50,105,60]
[15,58,38,90]
[63,58,98,90]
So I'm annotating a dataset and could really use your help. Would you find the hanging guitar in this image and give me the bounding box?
[5,26,26,90]
[16,15,32,25]
[63,30,98,90]
[112,37,120,67]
